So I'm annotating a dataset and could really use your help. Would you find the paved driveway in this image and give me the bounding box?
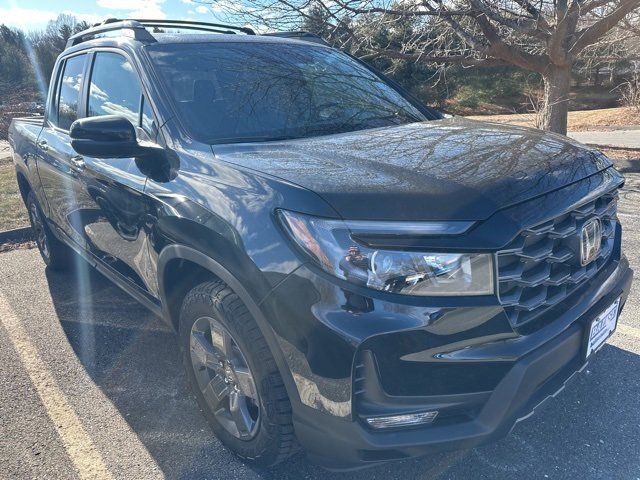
[1,174,639,480]
[568,129,640,149]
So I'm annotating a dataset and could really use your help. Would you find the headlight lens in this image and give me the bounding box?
[278,210,494,296]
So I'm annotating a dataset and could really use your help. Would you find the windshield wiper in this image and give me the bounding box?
[211,134,302,145]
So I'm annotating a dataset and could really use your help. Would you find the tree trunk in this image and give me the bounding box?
[541,66,571,135]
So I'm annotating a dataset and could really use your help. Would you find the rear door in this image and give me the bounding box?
[36,52,91,248]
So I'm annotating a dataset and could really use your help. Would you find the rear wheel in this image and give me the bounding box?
[26,191,72,270]
[179,280,298,467]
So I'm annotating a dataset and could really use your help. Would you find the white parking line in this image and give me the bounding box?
[0,293,114,480]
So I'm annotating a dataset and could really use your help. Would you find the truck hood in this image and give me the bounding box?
[211,117,612,221]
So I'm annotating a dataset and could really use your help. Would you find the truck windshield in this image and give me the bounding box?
[148,41,429,144]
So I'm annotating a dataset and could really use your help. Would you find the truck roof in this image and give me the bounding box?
[65,19,329,50]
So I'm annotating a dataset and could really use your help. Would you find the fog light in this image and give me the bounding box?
[365,411,438,429]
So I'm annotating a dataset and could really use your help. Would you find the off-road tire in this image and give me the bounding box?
[179,280,299,467]
[26,191,73,270]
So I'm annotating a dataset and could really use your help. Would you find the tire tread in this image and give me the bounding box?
[180,280,299,466]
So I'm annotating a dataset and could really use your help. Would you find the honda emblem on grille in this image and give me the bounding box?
[580,218,602,266]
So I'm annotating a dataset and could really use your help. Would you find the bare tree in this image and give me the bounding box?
[202,0,640,135]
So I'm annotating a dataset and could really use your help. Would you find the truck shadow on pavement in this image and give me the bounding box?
[44,263,640,480]
[616,158,640,174]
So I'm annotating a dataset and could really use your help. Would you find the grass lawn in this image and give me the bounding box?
[0,153,29,231]
[467,107,640,132]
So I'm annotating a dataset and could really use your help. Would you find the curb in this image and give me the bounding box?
[0,226,33,245]
[584,143,640,151]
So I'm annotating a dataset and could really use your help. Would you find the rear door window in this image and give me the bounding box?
[56,54,87,130]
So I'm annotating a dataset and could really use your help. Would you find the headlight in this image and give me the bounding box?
[278,210,494,296]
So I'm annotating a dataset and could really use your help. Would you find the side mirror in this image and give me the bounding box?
[70,115,160,159]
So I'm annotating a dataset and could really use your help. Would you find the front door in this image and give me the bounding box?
[73,50,158,294]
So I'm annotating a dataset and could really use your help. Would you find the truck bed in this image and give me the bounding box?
[11,115,44,126]
[8,115,45,174]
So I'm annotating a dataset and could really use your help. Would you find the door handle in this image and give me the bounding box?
[36,140,48,151]
[70,155,85,171]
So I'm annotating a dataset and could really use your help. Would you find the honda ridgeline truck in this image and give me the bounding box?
[8,19,633,470]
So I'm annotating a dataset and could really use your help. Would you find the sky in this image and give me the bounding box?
[0,0,229,32]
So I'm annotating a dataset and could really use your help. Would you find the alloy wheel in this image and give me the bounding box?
[29,202,49,260]
[189,316,260,440]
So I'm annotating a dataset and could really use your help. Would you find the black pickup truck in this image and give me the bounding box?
[8,18,633,470]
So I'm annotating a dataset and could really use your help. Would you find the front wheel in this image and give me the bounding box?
[26,191,72,270]
[179,280,298,467]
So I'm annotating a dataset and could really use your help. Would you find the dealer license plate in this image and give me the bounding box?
[585,297,620,359]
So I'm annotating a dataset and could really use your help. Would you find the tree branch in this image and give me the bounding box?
[470,10,550,72]
[571,0,640,53]
[467,0,550,39]
[362,47,512,67]
[318,0,469,17]
[512,0,552,29]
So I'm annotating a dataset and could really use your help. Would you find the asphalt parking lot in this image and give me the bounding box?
[0,173,638,480]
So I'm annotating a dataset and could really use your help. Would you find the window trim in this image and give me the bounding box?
[47,61,63,128]
[139,94,159,140]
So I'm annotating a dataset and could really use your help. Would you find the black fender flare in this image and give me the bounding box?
[157,244,302,406]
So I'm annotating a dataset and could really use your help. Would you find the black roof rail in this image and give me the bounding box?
[131,19,255,35]
[66,18,255,48]
[66,19,156,48]
[262,31,330,46]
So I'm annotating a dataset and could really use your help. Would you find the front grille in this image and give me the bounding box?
[497,189,619,328]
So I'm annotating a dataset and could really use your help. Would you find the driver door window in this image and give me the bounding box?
[88,52,156,139]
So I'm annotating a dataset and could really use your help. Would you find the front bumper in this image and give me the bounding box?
[296,321,588,469]
[262,250,633,469]
[294,259,633,469]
